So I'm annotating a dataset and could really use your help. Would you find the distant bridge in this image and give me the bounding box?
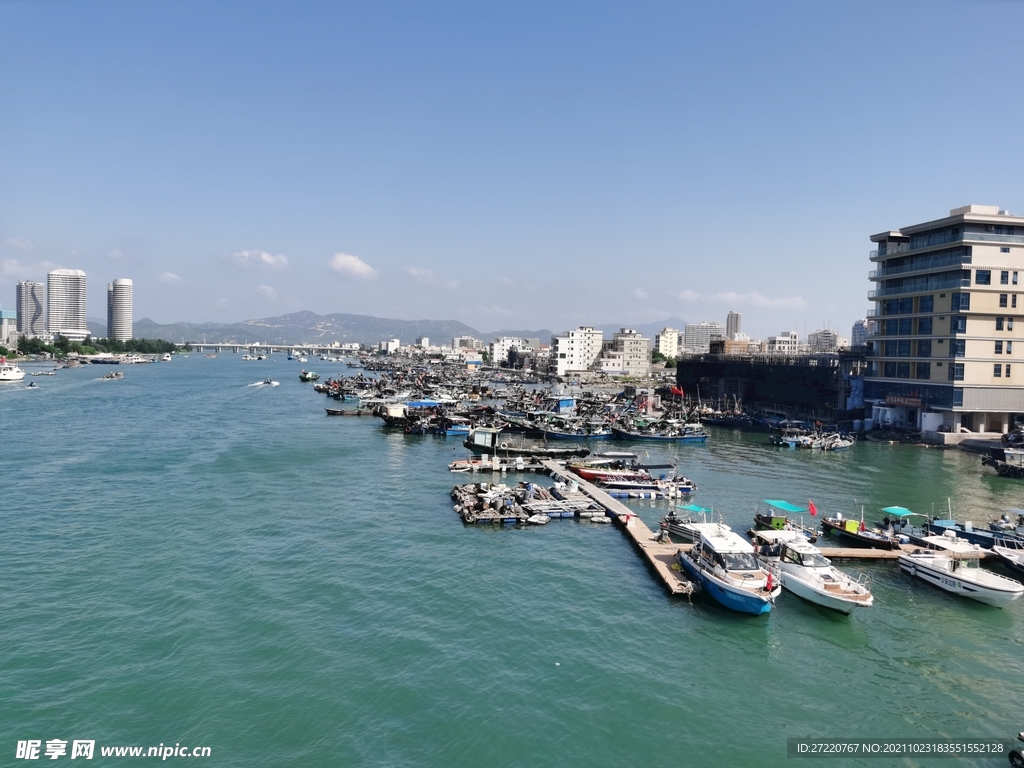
[186,342,361,355]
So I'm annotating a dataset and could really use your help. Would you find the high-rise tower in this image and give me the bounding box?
[726,311,742,340]
[107,279,133,341]
[47,269,89,340]
[16,280,46,335]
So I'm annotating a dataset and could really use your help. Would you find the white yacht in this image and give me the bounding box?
[0,358,26,382]
[161,353,172,362]
[899,536,1024,608]
[756,530,873,614]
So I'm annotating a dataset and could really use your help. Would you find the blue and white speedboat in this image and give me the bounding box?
[677,523,781,615]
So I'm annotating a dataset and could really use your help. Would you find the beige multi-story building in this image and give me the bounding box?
[47,268,89,341]
[654,327,681,358]
[807,329,848,353]
[766,330,800,354]
[597,328,651,377]
[867,204,1024,434]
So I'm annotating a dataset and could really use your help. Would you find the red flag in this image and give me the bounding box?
[808,500,817,517]
[671,386,684,396]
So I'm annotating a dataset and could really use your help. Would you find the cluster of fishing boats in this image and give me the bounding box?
[768,423,855,450]
[658,500,1024,615]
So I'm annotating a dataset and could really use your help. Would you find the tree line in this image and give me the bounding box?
[2,335,187,358]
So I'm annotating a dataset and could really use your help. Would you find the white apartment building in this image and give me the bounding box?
[766,331,800,354]
[550,326,603,376]
[867,204,1024,434]
[107,278,133,341]
[851,319,869,347]
[726,311,742,340]
[683,321,726,353]
[489,336,528,366]
[654,327,681,357]
[379,338,400,354]
[16,280,46,335]
[47,269,89,341]
[807,329,848,353]
[415,336,430,348]
[0,305,16,347]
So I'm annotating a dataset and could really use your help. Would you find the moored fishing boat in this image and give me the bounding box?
[898,538,1024,608]
[821,510,902,550]
[659,504,716,540]
[0,357,26,382]
[754,499,820,542]
[991,540,1024,578]
[299,370,320,382]
[676,522,780,615]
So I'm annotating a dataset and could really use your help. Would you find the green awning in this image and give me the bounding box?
[881,506,922,517]
[762,499,807,513]
[676,504,713,514]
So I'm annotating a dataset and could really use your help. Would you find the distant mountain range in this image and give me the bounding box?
[86,312,691,346]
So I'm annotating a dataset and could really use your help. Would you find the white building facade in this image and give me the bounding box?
[851,319,869,347]
[766,331,800,354]
[654,327,681,357]
[683,322,726,353]
[107,279,133,341]
[550,326,603,376]
[47,269,89,341]
[807,329,848,353]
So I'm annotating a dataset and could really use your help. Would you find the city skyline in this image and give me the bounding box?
[1,1,1022,336]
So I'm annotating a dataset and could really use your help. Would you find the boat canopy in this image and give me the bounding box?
[406,400,441,408]
[762,499,807,513]
[881,506,922,517]
[676,504,713,514]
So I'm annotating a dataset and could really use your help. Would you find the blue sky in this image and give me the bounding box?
[1,0,1022,338]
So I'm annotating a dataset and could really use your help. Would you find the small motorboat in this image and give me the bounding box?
[262,378,280,387]
[299,370,320,382]
[101,371,124,380]
[754,530,872,614]
[660,504,718,541]
[26,381,39,388]
[991,540,1024,578]
[526,514,550,525]
[677,522,780,615]
[899,536,1024,608]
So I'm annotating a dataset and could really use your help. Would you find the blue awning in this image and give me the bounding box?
[762,499,807,513]
[405,400,440,408]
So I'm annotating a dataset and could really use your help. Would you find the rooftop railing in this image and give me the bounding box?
[868,277,969,299]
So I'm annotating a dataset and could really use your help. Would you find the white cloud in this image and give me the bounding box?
[631,287,649,300]
[678,290,808,310]
[159,272,183,286]
[256,284,277,299]
[327,252,377,279]
[4,237,34,251]
[405,267,459,290]
[229,250,289,270]
[0,257,57,284]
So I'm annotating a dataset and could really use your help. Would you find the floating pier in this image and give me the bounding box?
[540,460,694,596]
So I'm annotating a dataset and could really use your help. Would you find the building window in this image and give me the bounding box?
[950,316,966,334]
[918,317,932,335]
[915,362,930,379]
[951,339,966,358]
[884,341,896,356]
[953,388,964,406]
[885,319,898,336]
[897,362,911,378]
[951,292,970,310]
[1002,271,1010,284]
[936,361,944,367]
[897,340,911,357]
[919,295,934,313]
[995,364,1003,377]
[899,297,913,314]
[1015,295,1019,309]
[976,270,992,285]
[1008,341,1014,354]
[997,317,1004,331]
[1009,317,1015,331]
[949,363,965,381]
[884,361,897,377]
[885,299,898,316]
[898,318,912,335]
[1015,272,1019,285]
[917,339,931,357]
[1000,294,1009,308]
[1003,247,1012,254]
[996,341,1003,354]
[1008,364,1012,377]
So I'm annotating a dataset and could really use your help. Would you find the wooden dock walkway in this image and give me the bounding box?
[540,460,694,596]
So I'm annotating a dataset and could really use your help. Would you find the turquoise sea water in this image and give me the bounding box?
[3,356,1023,767]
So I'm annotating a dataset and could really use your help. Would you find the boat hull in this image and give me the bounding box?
[677,553,774,615]
[821,518,901,550]
[899,555,1024,608]
[779,572,870,614]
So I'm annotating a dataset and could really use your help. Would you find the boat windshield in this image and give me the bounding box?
[800,553,830,568]
[718,552,760,571]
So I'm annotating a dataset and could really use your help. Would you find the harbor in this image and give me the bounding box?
[7,354,1024,765]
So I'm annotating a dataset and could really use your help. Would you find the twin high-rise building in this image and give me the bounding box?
[107,279,133,341]
[14,270,133,341]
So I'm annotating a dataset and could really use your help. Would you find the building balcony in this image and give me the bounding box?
[870,231,1024,261]
[868,277,969,300]
[868,252,972,280]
